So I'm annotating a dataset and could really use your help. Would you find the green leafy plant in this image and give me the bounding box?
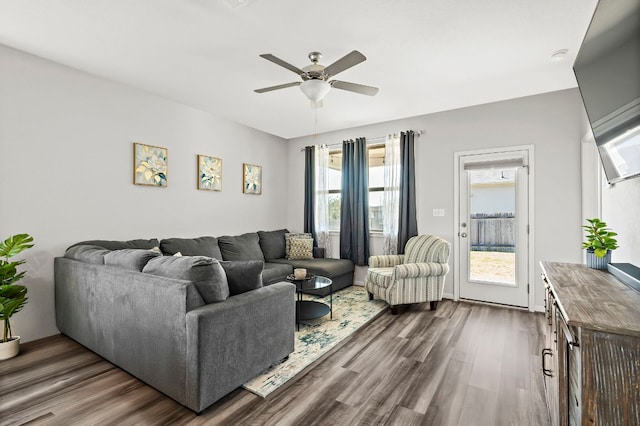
[582,218,618,258]
[0,234,34,343]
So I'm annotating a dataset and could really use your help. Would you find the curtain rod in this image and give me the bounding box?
[300,130,423,151]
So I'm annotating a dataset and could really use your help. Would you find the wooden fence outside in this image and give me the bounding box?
[470,212,515,252]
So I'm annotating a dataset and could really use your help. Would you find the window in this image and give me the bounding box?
[327,144,385,231]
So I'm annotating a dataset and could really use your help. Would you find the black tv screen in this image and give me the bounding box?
[573,0,640,184]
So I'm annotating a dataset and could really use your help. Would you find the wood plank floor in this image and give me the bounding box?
[0,300,549,426]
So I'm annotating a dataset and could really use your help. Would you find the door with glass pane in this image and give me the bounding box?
[458,150,529,307]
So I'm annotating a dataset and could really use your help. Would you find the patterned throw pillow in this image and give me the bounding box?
[287,237,314,260]
[285,232,313,256]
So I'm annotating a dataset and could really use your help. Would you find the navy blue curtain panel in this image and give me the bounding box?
[304,146,316,241]
[397,131,418,253]
[340,138,370,265]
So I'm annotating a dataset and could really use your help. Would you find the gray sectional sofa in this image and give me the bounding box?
[54,230,354,413]
[159,229,354,296]
[55,243,295,413]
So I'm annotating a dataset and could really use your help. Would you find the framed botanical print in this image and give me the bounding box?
[133,142,168,187]
[197,155,222,191]
[242,163,262,194]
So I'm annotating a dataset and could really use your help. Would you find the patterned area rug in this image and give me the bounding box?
[243,285,388,398]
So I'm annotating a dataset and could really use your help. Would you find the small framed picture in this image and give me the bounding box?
[133,142,168,187]
[243,163,262,194]
[197,155,222,191]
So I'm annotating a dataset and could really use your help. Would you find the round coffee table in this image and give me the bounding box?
[286,274,333,331]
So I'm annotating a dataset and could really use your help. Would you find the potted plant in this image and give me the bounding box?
[0,234,34,360]
[582,218,618,270]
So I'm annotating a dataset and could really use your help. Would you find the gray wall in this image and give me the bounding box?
[287,89,586,309]
[0,45,289,342]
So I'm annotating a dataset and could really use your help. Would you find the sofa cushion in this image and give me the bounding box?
[218,233,264,261]
[287,237,314,260]
[219,260,264,296]
[258,229,288,260]
[142,256,229,303]
[69,239,160,251]
[104,249,160,272]
[160,236,222,260]
[262,262,293,285]
[270,258,354,279]
[64,245,111,265]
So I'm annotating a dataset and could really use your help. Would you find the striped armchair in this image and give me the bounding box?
[365,235,451,314]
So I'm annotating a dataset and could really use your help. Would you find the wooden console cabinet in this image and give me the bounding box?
[540,262,640,425]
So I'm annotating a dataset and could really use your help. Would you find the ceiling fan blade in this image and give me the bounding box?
[254,82,301,93]
[331,80,379,96]
[324,50,366,77]
[259,54,306,76]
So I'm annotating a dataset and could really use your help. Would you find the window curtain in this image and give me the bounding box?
[397,130,418,253]
[382,133,401,254]
[314,145,331,257]
[340,137,370,265]
[303,146,316,241]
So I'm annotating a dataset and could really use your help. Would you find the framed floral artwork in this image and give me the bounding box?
[133,142,168,187]
[198,154,222,191]
[242,163,262,194]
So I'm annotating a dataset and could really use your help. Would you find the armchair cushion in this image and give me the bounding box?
[393,262,450,280]
[367,267,394,289]
[404,235,450,264]
[368,255,404,268]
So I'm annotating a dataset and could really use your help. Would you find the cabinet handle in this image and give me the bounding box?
[542,348,553,377]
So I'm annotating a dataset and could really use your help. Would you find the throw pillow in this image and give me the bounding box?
[217,233,265,261]
[285,232,313,258]
[287,238,314,260]
[64,245,111,265]
[104,249,160,272]
[142,256,229,303]
[257,229,289,260]
[220,260,264,296]
[159,236,223,260]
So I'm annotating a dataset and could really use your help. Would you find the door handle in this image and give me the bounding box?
[460,233,467,238]
[541,348,553,377]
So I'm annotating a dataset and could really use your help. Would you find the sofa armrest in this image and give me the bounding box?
[369,254,404,268]
[185,282,295,412]
[313,247,326,258]
[393,262,450,279]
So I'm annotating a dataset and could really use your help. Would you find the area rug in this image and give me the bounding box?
[242,285,388,397]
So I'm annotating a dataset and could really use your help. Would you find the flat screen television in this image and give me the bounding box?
[573,0,640,184]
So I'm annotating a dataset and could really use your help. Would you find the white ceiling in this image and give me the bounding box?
[0,0,598,139]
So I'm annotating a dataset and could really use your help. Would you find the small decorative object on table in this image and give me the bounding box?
[293,268,307,279]
[582,218,618,269]
[0,233,34,360]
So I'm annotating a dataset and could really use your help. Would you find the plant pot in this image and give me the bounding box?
[586,249,611,270]
[0,336,20,360]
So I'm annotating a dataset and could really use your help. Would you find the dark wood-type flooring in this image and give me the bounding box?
[0,300,549,425]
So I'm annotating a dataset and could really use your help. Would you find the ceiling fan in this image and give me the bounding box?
[254,50,379,106]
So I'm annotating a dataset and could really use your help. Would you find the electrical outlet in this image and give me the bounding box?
[433,209,445,217]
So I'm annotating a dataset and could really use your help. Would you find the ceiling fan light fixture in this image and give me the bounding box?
[299,79,331,103]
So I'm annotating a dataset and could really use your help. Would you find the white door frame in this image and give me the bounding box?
[453,145,535,311]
